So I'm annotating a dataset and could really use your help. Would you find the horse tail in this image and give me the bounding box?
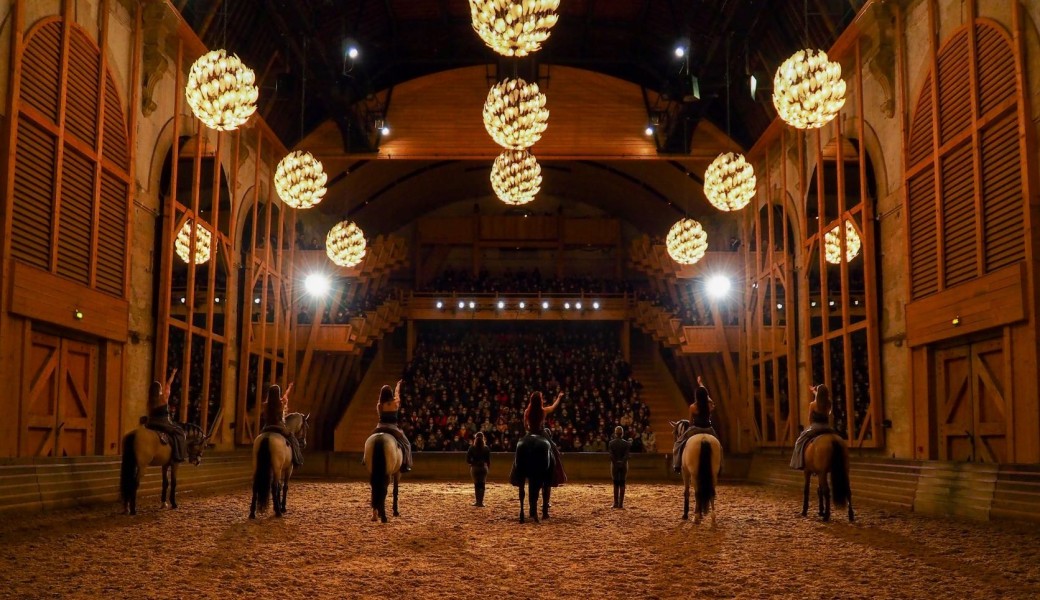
[830,439,851,508]
[119,431,138,502]
[370,436,389,510]
[253,436,274,513]
[695,439,716,507]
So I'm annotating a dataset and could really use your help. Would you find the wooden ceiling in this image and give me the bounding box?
[176,0,865,236]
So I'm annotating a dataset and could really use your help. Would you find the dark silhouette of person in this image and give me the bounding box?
[466,431,491,506]
[608,425,632,508]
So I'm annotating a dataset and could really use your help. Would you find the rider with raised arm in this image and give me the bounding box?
[672,376,717,473]
[373,380,413,472]
[790,383,833,470]
[524,390,567,486]
[146,369,186,463]
[262,383,303,467]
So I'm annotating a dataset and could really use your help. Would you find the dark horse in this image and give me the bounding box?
[120,422,209,515]
[513,434,555,523]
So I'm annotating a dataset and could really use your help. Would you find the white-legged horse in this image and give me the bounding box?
[671,420,723,523]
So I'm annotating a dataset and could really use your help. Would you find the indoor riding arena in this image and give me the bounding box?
[2,1,1040,598]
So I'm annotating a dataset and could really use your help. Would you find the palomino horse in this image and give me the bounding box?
[120,422,209,515]
[671,420,723,523]
[513,434,554,523]
[249,412,310,519]
[364,432,403,523]
[802,432,854,522]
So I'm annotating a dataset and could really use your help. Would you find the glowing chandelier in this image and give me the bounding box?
[490,150,541,205]
[824,220,861,264]
[468,0,561,57]
[326,220,367,267]
[274,151,328,210]
[703,152,756,212]
[184,49,258,131]
[483,78,549,150]
[666,218,709,265]
[772,49,846,129]
[174,219,212,265]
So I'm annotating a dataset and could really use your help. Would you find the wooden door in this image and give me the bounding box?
[20,332,97,457]
[934,339,1008,463]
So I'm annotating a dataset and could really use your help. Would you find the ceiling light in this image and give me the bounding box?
[519,301,526,309]
[436,301,444,309]
[824,220,862,264]
[459,301,466,309]
[184,49,258,131]
[491,149,541,205]
[468,0,560,57]
[325,220,367,267]
[469,301,476,309]
[644,125,654,136]
[593,301,600,310]
[175,219,212,264]
[347,46,359,59]
[483,78,549,150]
[705,275,732,299]
[497,300,505,309]
[772,49,846,129]
[564,302,571,310]
[703,152,756,212]
[541,301,549,309]
[275,151,328,210]
[380,124,390,136]
[666,218,708,265]
[575,302,582,310]
[304,274,331,297]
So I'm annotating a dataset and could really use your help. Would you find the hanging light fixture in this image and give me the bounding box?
[490,150,541,205]
[326,220,367,267]
[483,78,549,150]
[824,219,861,264]
[468,0,560,57]
[274,151,328,210]
[703,152,756,212]
[174,219,212,265]
[772,49,846,129]
[184,49,258,131]
[666,218,709,265]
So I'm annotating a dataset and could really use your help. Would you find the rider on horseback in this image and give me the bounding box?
[262,383,304,467]
[145,369,186,463]
[524,390,566,486]
[672,376,716,474]
[790,384,835,470]
[373,381,412,473]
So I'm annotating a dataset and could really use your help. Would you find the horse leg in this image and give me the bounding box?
[519,479,526,523]
[280,475,289,515]
[272,479,283,517]
[131,465,143,516]
[541,483,551,520]
[161,464,169,508]
[683,477,690,520]
[392,473,400,517]
[822,476,831,522]
[169,463,178,509]
[847,490,855,522]
[802,471,811,517]
[249,484,258,519]
[528,480,539,522]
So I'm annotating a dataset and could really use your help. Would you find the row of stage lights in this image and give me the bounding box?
[435,300,602,311]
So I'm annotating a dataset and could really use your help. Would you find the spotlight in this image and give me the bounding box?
[215,297,220,303]
[458,301,466,309]
[853,299,860,306]
[811,301,817,307]
[777,303,783,310]
[304,273,331,297]
[180,297,186,304]
[468,301,476,309]
[254,297,261,304]
[644,125,654,136]
[575,302,583,310]
[436,301,444,309]
[347,45,359,60]
[829,300,836,307]
[497,300,505,309]
[705,275,732,299]
[593,301,600,310]
[564,302,571,310]
[380,124,390,136]
[542,301,550,310]
[519,301,526,309]
[674,45,686,59]
[73,309,84,320]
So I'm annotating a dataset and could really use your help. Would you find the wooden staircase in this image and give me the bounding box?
[332,342,408,452]
[629,337,688,454]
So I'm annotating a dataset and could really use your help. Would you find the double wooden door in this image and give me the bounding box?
[934,338,1008,463]
[21,332,97,457]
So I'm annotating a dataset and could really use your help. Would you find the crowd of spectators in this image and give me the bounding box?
[395,324,655,453]
[422,267,635,296]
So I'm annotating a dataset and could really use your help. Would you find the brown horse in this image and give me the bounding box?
[120,423,209,515]
[249,412,309,519]
[671,420,723,523]
[802,433,854,522]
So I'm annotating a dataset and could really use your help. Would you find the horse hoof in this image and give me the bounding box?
[249,513,256,519]
[682,514,689,520]
[380,516,388,524]
[694,515,702,524]
[393,511,400,517]
[161,502,168,509]
[371,515,377,522]
[541,513,550,520]
[170,504,177,510]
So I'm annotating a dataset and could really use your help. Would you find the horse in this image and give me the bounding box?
[364,432,403,523]
[802,432,854,522]
[513,434,554,523]
[249,412,310,519]
[670,420,723,523]
[120,422,209,515]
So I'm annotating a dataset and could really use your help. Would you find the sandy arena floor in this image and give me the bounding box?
[1,480,1039,599]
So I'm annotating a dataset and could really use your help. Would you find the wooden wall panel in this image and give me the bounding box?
[8,262,129,342]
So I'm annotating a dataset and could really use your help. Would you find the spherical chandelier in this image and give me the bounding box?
[824,220,861,264]
[468,0,561,57]
[666,218,709,265]
[174,219,212,265]
[184,49,258,131]
[703,152,757,212]
[326,220,367,268]
[483,78,549,150]
[772,49,846,129]
[274,151,328,210]
[490,150,541,205]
